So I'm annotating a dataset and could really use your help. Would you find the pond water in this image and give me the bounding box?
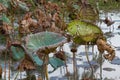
[1,12,120,80]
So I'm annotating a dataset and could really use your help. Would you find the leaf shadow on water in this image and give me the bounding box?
[77,61,99,69]
[50,76,68,80]
[103,67,116,72]
[110,56,120,65]
[78,52,93,56]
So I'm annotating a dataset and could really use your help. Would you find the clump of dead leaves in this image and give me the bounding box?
[18,55,36,71]
[96,39,115,61]
[19,1,66,36]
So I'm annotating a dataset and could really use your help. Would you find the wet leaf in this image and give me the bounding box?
[49,57,65,69]
[11,46,25,61]
[67,20,102,43]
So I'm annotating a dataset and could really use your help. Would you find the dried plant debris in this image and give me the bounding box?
[54,51,66,61]
[18,55,36,71]
[0,22,14,35]
[0,3,7,13]
[96,39,115,61]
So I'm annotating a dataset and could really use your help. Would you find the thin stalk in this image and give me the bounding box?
[100,52,102,80]
[73,52,77,80]
[4,51,7,79]
[8,53,11,80]
[14,70,20,80]
[92,45,94,59]
[85,44,93,79]
[45,54,49,80]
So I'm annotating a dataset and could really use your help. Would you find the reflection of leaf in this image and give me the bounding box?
[1,14,10,24]
[49,57,65,69]
[11,46,25,61]
[67,20,103,43]
[26,32,66,53]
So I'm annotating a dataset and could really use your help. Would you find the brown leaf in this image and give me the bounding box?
[0,3,7,13]
[96,39,115,60]
[0,22,14,35]
[18,55,36,71]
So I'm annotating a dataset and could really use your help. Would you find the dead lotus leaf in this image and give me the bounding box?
[18,56,36,71]
[96,39,115,61]
[0,3,7,13]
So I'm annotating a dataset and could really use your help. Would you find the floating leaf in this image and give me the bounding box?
[11,46,25,61]
[67,20,103,43]
[26,32,67,53]
[49,57,65,69]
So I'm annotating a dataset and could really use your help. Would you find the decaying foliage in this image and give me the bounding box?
[18,55,36,71]
[96,39,115,61]
[54,51,66,61]
[0,3,7,13]
[0,22,13,35]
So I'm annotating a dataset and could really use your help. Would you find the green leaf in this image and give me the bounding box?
[11,46,25,61]
[49,57,65,69]
[0,0,10,8]
[31,54,43,66]
[26,32,66,53]
[67,20,103,43]
[18,1,29,11]
[0,34,6,45]
[1,14,10,24]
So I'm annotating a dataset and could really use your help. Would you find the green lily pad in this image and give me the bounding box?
[26,32,67,53]
[67,20,103,43]
[11,46,25,61]
[49,57,65,69]
[24,32,66,66]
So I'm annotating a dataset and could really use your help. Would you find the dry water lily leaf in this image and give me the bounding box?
[96,39,115,61]
[18,56,36,71]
